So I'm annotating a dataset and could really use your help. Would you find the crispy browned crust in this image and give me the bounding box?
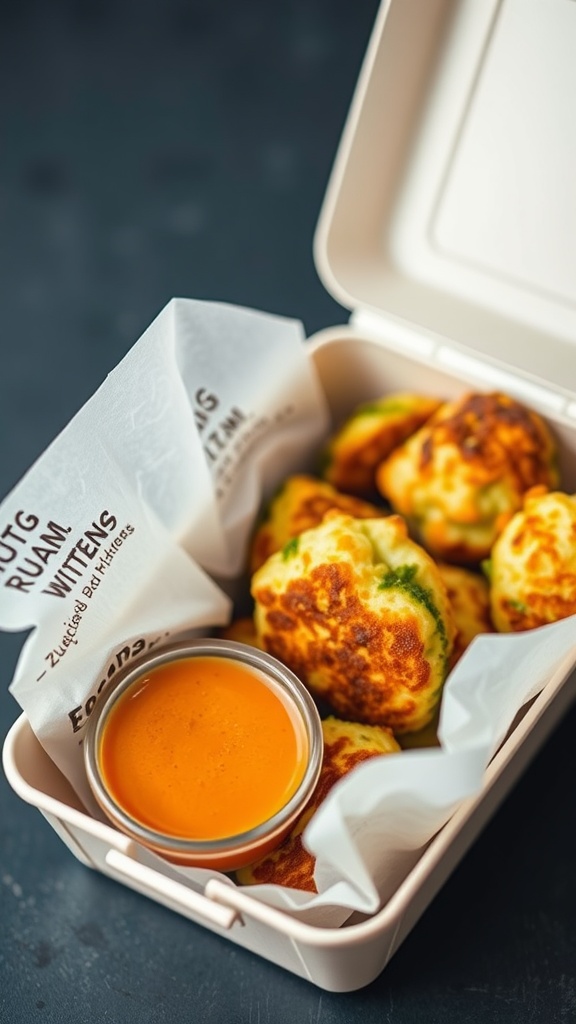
[235,718,400,891]
[377,391,559,564]
[256,561,435,730]
[490,488,576,631]
[323,393,441,496]
[418,392,556,490]
[249,474,384,574]
[253,512,455,734]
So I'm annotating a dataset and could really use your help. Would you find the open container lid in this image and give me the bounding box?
[314,0,576,418]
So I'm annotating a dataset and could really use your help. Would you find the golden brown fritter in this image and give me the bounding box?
[398,566,493,748]
[252,511,456,734]
[436,563,494,668]
[249,474,384,574]
[488,487,576,632]
[322,392,441,496]
[376,391,559,565]
[235,716,400,892]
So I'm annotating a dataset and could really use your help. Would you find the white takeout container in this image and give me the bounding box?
[4,0,576,992]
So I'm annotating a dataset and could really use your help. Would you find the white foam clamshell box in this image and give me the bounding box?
[4,0,576,992]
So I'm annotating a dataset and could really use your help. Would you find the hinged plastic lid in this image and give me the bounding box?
[314,0,576,405]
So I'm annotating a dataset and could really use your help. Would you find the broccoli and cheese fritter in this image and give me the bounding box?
[249,474,384,574]
[376,391,559,565]
[489,488,576,632]
[252,511,456,734]
[322,392,441,497]
[399,565,494,749]
[436,563,494,667]
[236,717,400,892]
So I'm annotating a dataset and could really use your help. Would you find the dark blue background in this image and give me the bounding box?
[1,2,575,1021]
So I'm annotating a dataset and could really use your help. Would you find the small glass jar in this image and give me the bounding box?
[84,638,323,871]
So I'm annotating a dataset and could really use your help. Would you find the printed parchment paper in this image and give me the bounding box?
[0,300,329,808]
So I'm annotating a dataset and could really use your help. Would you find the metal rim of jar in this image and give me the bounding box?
[83,637,324,857]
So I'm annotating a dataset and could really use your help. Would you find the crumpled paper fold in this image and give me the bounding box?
[0,299,329,808]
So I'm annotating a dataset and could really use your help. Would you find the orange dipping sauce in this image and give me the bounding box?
[98,655,308,842]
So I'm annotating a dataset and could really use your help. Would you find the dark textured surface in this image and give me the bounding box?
[1,2,576,1021]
